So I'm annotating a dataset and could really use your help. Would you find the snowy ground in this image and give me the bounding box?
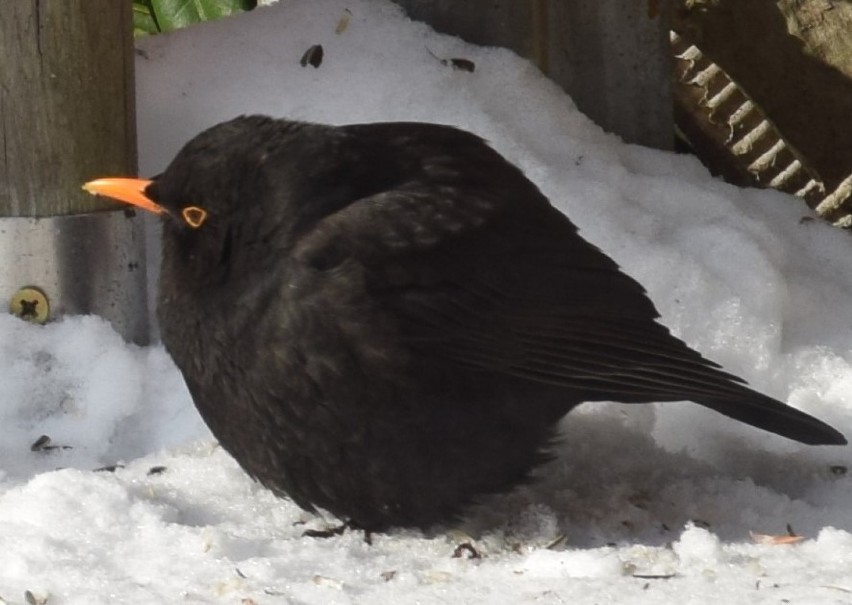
[3,1,852,603]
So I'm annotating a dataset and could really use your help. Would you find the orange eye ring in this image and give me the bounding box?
[182,206,208,228]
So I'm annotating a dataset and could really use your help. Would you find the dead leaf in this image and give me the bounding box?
[750,531,805,545]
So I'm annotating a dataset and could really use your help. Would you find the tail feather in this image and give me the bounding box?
[697,392,846,445]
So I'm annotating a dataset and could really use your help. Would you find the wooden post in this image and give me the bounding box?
[0,1,148,344]
[392,0,673,150]
[0,0,136,216]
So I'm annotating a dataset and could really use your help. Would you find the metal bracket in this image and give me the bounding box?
[0,210,150,344]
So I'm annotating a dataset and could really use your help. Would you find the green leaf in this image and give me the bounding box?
[133,1,161,36]
[149,0,256,32]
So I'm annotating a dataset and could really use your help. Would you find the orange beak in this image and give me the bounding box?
[82,177,164,215]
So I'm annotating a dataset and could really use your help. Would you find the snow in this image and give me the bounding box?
[2,0,852,602]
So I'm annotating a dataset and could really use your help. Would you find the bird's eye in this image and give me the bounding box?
[182,206,208,228]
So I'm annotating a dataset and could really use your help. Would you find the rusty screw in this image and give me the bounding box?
[10,286,49,324]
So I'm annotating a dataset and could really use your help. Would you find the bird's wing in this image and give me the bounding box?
[290,138,844,445]
[294,182,747,402]
[380,235,753,403]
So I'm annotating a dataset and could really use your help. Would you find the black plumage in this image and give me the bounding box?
[85,115,846,531]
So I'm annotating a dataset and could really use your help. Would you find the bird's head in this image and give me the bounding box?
[84,115,313,286]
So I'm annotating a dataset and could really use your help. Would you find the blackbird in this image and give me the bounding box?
[85,115,846,531]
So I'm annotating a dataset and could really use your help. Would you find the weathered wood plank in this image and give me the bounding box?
[0,0,136,216]
[392,0,673,150]
[674,0,852,192]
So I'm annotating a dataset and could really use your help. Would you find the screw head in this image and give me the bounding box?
[9,286,49,324]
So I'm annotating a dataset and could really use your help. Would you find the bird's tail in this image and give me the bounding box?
[695,391,846,445]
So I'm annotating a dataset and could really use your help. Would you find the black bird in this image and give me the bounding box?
[84,115,846,531]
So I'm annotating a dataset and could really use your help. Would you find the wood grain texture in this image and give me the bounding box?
[674,0,852,192]
[391,0,673,150]
[0,0,136,216]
